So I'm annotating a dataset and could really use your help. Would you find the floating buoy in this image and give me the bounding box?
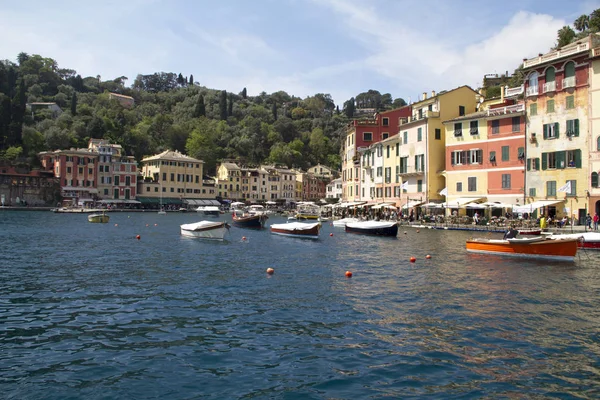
[404,231,407,234]
[329,233,333,237]
[345,270,353,278]
[266,267,274,275]
[416,229,420,233]
[114,223,118,227]
[410,257,416,263]
[154,224,157,226]
[426,255,431,259]
[146,224,149,227]
[136,235,141,240]
[242,236,247,241]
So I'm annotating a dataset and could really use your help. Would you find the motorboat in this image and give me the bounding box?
[196,206,221,216]
[88,212,109,223]
[158,207,166,215]
[270,221,321,239]
[332,217,360,227]
[180,221,230,240]
[232,210,268,228]
[53,207,104,213]
[518,228,542,236]
[295,203,321,220]
[466,236,579,261]
[550,232,600,249]
[345,220,398,236]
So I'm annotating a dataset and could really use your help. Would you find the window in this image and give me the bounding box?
[115,175,120,185]
[470,120,478,135]
[546,152,557,169]
[382,132,389,139]
[363,132,373,141]
[598,136,600,151]
[386,145,390,158]
[547,99,555,113]
[170,173,175,181]
[400,157,408,173]
[566,119,579,137]
[417,179,423,192]
[435,128,441,140]
[518,147,524,160]
[501,174,511,189]
[529,188,536,197]
[530,103,537,116]
[382,117,389,126]
[67,167,72,173]
[489,151,496,162]
[491,120,499,134]
[384,167,391,183]
[451,151,464,165]
[376,167,382,177]
[566,95,574,109]
[454,122,463,137]
[501,146,510,161]
[543,123,559,139]
[592,172,599,188]
[468,177,477,192]
[547,181,557,196]
[469,149,482,164]
[565,180,577,196]
[456,182,463,192]
[459,105,465,116]
[377,146,382,157]
[403,131,408,144]
[546,67,555,84]
[512,116,520,132]
[415,154,425,172]
[396,143,399,156]
[417,127,422,142]
[566,149,581,168]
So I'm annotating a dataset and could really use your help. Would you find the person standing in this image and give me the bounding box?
[539,214,547,231]
[594,213,599,231]
[586,213,592,230]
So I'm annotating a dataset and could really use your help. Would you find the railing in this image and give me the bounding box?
[505,85,524,97]
[562,76,576,88]
[399,110,439,125]
[526,86,539,97]
[543,81,556,93]
[486,103,525,116]
[523,42,589,68]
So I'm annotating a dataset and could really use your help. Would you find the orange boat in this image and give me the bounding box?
[466,236,579,261]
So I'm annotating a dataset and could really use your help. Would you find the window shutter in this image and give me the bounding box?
[575,149,582,168]
[527,158,531,171]
[451,153,455,166]
[542,153,547,170]
[543,124,548,139]
[571,180,577,196]
[592,172,599,188]
[555,122,560,138]
[414,155,417,171]
[535,158,540,170]
[574,119,579,136]
[421,156,424,171]
[557,151,566,169]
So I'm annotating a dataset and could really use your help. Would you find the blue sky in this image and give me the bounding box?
[2,0,599,105]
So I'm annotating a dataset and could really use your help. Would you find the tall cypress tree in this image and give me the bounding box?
[272,103,278,120]
[194,94,205,117]
[71,92,78,115]
[241,87,247,99]
[228,94,233,116]
[219,91,227,120]
[189,74,194,86]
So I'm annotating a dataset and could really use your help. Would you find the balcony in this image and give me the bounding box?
[562,76,576,89]
[399,110,439,126]
[504,85,524,97]
[526,86,539,97]
[543,81,556,93]
[486,103,525,117]
[523,42,589,69]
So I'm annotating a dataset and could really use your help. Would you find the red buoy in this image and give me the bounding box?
[266,268,274,275]
[345,271,353,278]
[426,255,432,259]
[329,233,333,237]
[136,235,141,240]
[410,257,416,263]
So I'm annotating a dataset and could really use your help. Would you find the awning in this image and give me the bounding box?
[422,202,444,209]
[136,197,160,204]
[162,197,183,205]
[402,200,424,209]
[448,197,485,207]
[98,199,140,204]
[513,200,564,213]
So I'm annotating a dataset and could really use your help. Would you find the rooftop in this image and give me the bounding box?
[141,150,203,163]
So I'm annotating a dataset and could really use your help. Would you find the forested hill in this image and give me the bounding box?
[0,53,406,175]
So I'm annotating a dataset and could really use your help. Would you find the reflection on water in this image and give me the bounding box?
[1,212,600,399]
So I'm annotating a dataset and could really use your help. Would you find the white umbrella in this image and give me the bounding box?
[231,201,245,207]
[265,201,276,205]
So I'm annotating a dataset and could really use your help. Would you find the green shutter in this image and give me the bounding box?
[546,67,555,82]
[527,158,531,171]
[543,124,548,139]
[542,153,547,170]
[575,149,582,168]
[414,155,417,171]
[535,158,540,170]
[555,122,559,138]
[556,151,566,169]
[421,155,425,171]
[571,180,577,196]
[574,119,579,136]
[592,172,599,188]
[565,62,575,78]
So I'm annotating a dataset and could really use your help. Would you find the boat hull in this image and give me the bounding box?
[332,218,360,227]
[88,214,110,223]
[270,222,320,239]
[466,237,579,261]
[518,229,542,236]
[180,222,229,240]
[345,221,398,237]
[232,214,267,228]
[550,232,600,249]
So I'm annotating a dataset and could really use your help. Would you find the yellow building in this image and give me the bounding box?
[216,162,296,203]
[138,150,214,208]
[398,86,478,214]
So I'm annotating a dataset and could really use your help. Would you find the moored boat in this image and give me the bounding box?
[550,232,600,249]
[232,211,268,228]
[270,221,321,239]
[332,217,360,227]
[518,228,542,236]
[88,212,110,223]
[196,206,221,216]
[345,220,398,236]
[180,221,230,240]
[466,236,579,261]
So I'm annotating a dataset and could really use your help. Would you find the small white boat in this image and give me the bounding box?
[270,221,321,239]
[345,220,398,236]
[195,206,221,216]
[180,221,230,240]
[332,217,360,227]
[88,212,109,223]
[550,232,600,250]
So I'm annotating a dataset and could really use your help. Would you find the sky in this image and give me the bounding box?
[2,0,600,106]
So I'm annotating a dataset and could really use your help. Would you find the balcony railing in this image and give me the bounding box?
[526,86,539,97]
[399,110,439,125]
[486,103,525,116]
[504,85,524,97]
[543,81,556,93]
[562,76,576,89]
[523,42,589,68]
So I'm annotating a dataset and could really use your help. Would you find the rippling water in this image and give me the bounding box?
[1,211,600,399]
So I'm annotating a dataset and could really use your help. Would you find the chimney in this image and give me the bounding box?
[422,92,427,101]
[431,90,436,97]
[500,86,505,102]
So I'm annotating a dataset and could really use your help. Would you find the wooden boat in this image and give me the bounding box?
[180,221,230,240]
[88,212,109,223]
[53,207,104,213]
[196,206,220,216]
[550,232,600,249]
[332,217,360,227]
[518,228,542,236]
[270,221,321,239]
[345,220,398,236]
[232,211,268,228]
[466,236,579,261]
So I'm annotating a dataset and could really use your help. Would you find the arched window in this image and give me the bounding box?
[545,67,556,83]
[529,71,539,88]
[564,62,576,88]
[592,172,599,188]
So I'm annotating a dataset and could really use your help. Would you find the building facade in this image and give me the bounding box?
[88,139,137,201]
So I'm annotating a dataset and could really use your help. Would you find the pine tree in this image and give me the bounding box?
[219,91,227,120]
[71,92,77,116]
[189,74,194,86]
[194,94,205,117]
[176,73,184,86]
[241,87,247,99]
